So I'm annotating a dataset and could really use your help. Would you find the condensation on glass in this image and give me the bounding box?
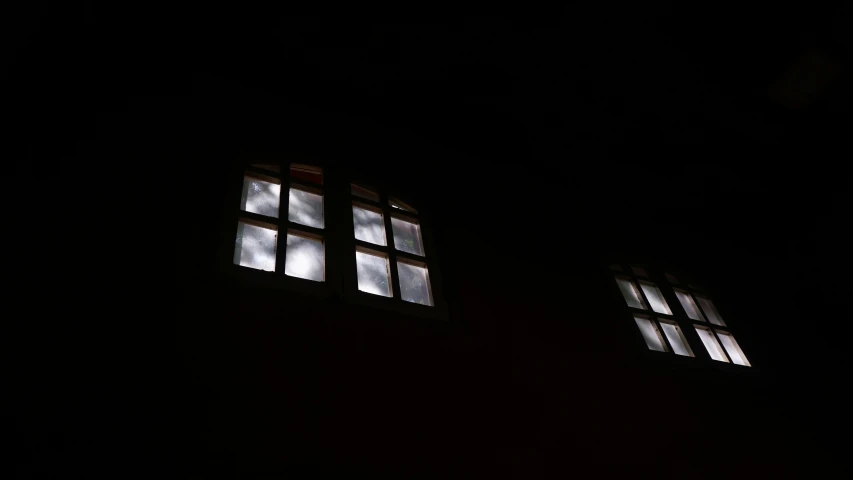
[284,233,324,282]
[391,217,424,256]
[351,183,379,202]
[695,327,729,362]
[240,176,281,218]
[659,322,694,357]
[696,296,726,326]
[616,277,646,309]
[717,332,750,366]
[639,281,672,315]
[674,289,706,322]
[234,221,277,272]
[397,262,432,306]
[356,250,391,297]
[634,316,667,352]
[288,187,324,229]
[352,205,386,246]
[290,164,323,185]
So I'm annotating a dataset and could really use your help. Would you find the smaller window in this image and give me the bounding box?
[695,326,729,363]
[355,249,392,297]
[695,295,726,326]
[633,315,667,352]
[288,186,325,229]
[717,331,750,366]
[250,163,281,173]
[659,321,694,357]
[351,183,380,202]
[289,164,323,185]
[616,277,647,310]
[234,220,277,272]
[389,196,417,213]
[391,216,424,256]
[639,281,672,315]
[284,231,325,282]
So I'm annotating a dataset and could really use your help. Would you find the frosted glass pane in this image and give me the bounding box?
[288,188,324,228]
[660,322,694,357]
[696,296,725,326]
[634,317,666,352]
[356,251,391,297]
[397,262,432,306]
[675,290,705,322]
[352,206,386,246]
[616,278,645,309]
[391,217,424,256]
[695,328,729,362]
[284,234,324,282]
[240,177,281,218]
[718,332,750,366]
[640,282,672,315]
[234,222,277,271]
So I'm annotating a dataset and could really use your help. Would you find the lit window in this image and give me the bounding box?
[234,163,325,282]
[350,185,433,306]
[614,266,691,356]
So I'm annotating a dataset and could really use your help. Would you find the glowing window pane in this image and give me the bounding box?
[284,234,324,282]
[639,281,672,315]
[397,262,432,306]
[234,222,277,271]
[288,188,324,229]
[240,177,281,218]
[634,316,666,352]
[675,289,705,322]
[695,327,729,362]
[391,217,424,256]
[660,322,694,357]
[356,251,391,297]
[717,332,750,366]
[616,278,646,309]
[696,296,725,326]
[352,205,387,246]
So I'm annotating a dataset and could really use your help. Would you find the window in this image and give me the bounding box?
[613,266,693,357]
[350,184,433,306]
[234,164,326,282]
[669,277,750,366]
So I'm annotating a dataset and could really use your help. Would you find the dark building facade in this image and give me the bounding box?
[12,5,851,478]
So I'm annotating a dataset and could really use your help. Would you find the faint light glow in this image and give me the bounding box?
[234,222,277,271]
[284,234,324,282]
[717,332,750,366]
[634,316,666,352]
[695,327,729,362]
[356,251,391,297]
[660,322,694,357]
[639,281,672,315]
[675,289,705,322]
[616,278,645,309]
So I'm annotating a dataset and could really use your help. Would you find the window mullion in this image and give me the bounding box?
[274,159,291,275]
[380,191,402,300]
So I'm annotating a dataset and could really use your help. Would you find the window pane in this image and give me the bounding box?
[696,296,725,326]
[397,262,432,306]
[284,234,324,282]
[633,316,666,352]
[234,222,277,271]
[717,332,750,366]
[639,281,672,315]
[695,327,729,362]
[391,217,424,256]
[240,177,281,218]
[356,251,391,297]
[352,205,386,246]
[351,183,379,202]
[660,322,694,357]
[288,188,324,228]
[675,289,706,322]
[290,165,323,185]
[616,278,646,309]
